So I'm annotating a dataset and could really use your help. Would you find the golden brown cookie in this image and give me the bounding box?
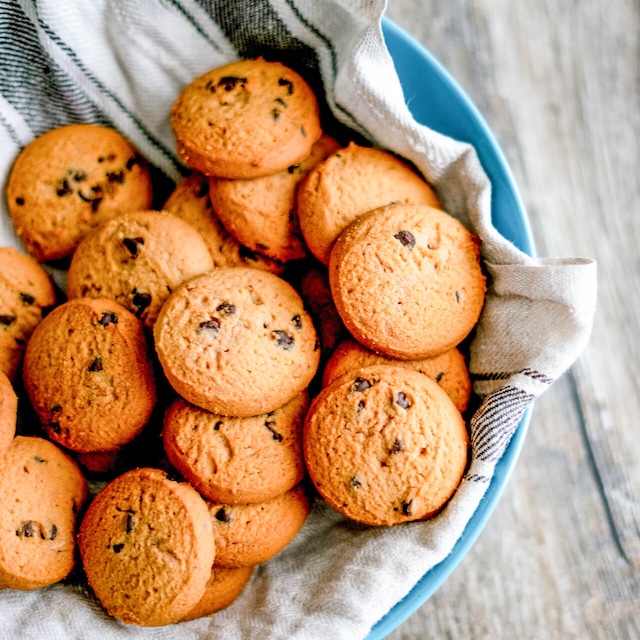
[163,172,284,275]
[171,58,322,179]
[66,209,214,327]
[322,339,472,413]
[0,371,17,457]
[0,247,57,381]
[22,298,157,453]
[180,565,254,622]
[208,134,340,262]
[329,203,486,359]
[162,392,308,504]
[7,124,153,262]
[0,436,88,590]
[303,365,469,526]
[78,467,215,626]
[207,484,311,568]
[154,268,320,417]
[297,142,441,264]
[298,266,347,360]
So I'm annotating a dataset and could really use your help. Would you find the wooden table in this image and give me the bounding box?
[384,2,639,639]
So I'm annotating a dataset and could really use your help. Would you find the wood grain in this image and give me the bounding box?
[383,1,640,638]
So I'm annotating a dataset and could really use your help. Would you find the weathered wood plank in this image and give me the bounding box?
[384,0,640,637]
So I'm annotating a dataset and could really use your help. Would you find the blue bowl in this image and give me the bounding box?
[367,18,536,640]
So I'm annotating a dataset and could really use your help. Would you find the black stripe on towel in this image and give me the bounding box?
[470,386,534,463]
[0,1,108,140]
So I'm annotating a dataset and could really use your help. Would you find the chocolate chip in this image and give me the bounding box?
[98,311,118,326]
[98,153,116,163]
[78,185,103,203]
[15,197,25,206]
[68,168,87,182]
[122,237,144,258]
[126,512,135,534]
[112,543,124,553]
[49,421,61,434]
[55,178,73,197]
[17,521,34,538]
[33,456,46,463]
[455,290,461,303]
[218,76,247,91]
[287,164,300,174]
[131,291,152,317]
[88,356,103,372]
[389,438,405,455]
[265,419,283,442]
[292,314,302,330]
[300,125,306,137]
[274,97,288,108]
[272,330,294,350]
[349,476,362,490]
[106,169,125,184]
[125,156,140,170]
[394,230,415,249]
[215,507,233,523]
[198,318,220,335]
[357,400,365,411]
[352,377,373,393]
[396,392,411,409]
[278,78,294,95]
[0,314,16,326]
[272,108,281,121]
[435,372,444,383]
[51,405,62,414]
[19,292,35,305]
[49,524,57,540]
[216,301,236,315]
[91,197,103,212]
[213,420,223,431]
[401,499,413,516]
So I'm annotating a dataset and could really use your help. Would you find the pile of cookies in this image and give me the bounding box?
[0,57,485,626]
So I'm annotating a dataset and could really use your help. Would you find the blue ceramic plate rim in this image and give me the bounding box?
[366,18,537,640]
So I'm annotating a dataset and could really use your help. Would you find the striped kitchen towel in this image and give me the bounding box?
[0,1,597,639]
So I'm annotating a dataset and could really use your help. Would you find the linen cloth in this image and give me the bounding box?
[0,1,597,638]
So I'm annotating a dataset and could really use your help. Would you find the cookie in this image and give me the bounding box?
[208,134,340,262]
[329,203,486,359]
[171,58,322,179]
[7,124,153,262]
[207,484,311,568]
[0,371,17,457]
[0,247,57,381]
[163,172,284,275]
[298,266,347,360]
[303,365,469,526]
[154,268,320,417]
[0,436,88,590]
[66,209,214,327]
[322,339,472,413]
[78,467,215,626]
[75,449,121,475]
[297,142,442,264]
[179,565,254,622]
[22,298,157,453]
[162,392,308,504]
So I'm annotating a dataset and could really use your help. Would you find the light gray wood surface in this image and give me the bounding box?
[384,1,639,639]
